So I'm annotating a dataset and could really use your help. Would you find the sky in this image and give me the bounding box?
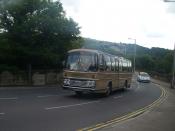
[59,0,175,49]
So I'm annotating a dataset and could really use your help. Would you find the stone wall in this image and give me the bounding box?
[0,71,62,86]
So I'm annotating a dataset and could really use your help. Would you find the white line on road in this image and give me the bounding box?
[0,97,18,100]
[113,95,123,99]
[37,95,60,98]
[45,100,100,110]
[0,112,5,115]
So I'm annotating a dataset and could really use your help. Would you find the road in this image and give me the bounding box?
[0,80,162,131]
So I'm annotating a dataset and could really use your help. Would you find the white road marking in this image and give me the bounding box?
[37,95,60,98]
[154,83,160,86]
[45,100,100,110]
[0,112,5,115]
[113,95,123,99]
[0,97,18,100]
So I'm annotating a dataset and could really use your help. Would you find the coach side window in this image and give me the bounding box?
[119,59,122,72]
[115,59,119,72]
[111,57,115,71]
[104,55,111,71]
[129,61,132,72]
[99,54,104,71]
[123,61,128,72]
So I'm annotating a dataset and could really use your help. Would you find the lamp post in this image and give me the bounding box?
[128,38,136,73]
[171,43,175,89]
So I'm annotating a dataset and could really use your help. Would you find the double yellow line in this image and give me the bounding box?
[78,84,167,131]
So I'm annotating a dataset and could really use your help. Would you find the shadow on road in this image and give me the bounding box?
[66,89,129,100]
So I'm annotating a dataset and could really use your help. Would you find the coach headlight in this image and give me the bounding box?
[64,79,70,86]
[86,80,95,87]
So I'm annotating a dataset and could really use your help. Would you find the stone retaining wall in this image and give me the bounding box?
[0,71,62,86]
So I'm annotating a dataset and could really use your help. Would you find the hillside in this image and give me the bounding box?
[82,38,173,80]
[83,38,170,57]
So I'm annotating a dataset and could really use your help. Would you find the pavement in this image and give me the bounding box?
[100,78,175,131]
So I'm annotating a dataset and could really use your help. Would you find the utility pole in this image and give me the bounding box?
[171,43,175,89]
[134,39,136,73]
[128,38,136,73]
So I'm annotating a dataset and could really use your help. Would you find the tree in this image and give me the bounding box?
[158,52,173,74]
[0,0,81,71]
[136,55,155,71]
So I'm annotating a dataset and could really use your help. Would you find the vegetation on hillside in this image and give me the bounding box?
[83,38,173,80]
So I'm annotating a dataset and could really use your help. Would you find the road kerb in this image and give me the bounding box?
[78,84,167,131]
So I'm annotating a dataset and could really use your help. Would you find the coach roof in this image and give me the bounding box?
[68,48,102,54]
[68,48,131,62]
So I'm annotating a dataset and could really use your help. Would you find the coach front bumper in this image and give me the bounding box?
[62,78,97,92]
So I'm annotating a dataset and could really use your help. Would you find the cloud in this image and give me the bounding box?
[60,0,80,13]
[163,0,175,13]
[167,4,175,13]
[60,0,80,6]
[146,33,164,38]
[59,0,175,49]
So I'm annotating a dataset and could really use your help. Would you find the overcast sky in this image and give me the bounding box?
[59,0,175,49]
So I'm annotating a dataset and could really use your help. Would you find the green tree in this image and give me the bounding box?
[157,52,173,74]
[136,54,155,71]
[0,0,81,71]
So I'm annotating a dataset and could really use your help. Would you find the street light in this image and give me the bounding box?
[128,38,136,73]
[171,43,175,89]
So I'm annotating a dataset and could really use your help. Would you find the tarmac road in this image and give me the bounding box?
[0,80,162,131]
